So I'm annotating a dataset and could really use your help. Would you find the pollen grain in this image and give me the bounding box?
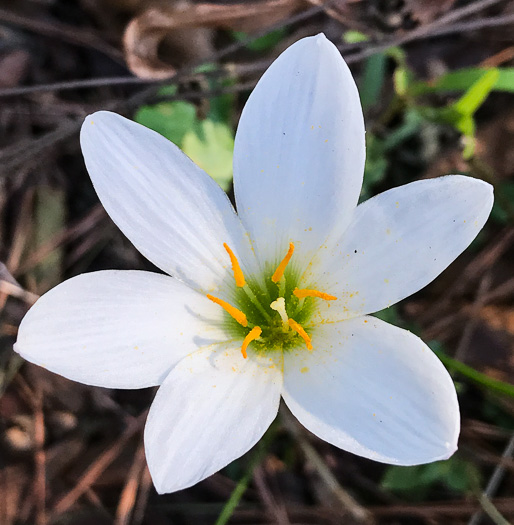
[293,288,337,301]
[206,294,248,327]
[288,319,313,351]
[271,242,295,283]
[223,243,245,287]
[241,326,262,358]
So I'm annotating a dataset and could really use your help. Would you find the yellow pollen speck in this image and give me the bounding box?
[134,346,139,350]
[384,279,389,283]
[206,294,247,327]
[300,367,309,374]
[223,243,245,287]
[271,242,295,283]
[324,139,328,143]
[294,288,337,301]
[395,201,399,207]
[386,228,391,234]
[241,326,262,359]
[288,319,312,350]
[373,413,376,417]
[364,320,368,323]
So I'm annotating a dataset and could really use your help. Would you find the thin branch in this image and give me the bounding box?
[468,433,514,525]
[0,7,123,63]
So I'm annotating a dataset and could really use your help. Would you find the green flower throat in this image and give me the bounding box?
[207,243,337,357]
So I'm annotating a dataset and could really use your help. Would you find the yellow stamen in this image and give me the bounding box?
[288,319,313,351]
[241,326,262,358]
[206,294,247,327]
[293,288,337,301]
[271,242,295,283]
[223,243,245,287]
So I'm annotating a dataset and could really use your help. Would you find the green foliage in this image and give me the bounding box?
[136,101,197,146]
[491,181,514,223]
[32,186,66,290]
[373,305,399,325]
[232,29,287,52]
[135,85,235,191]
[414,67,514,94]
[430,341,514,398]
[360,53,387,109]
[362,110,422,199]
[342,30,369,44]
[382,456,481,499]
[384,47,512,159]
[182,120,234,191]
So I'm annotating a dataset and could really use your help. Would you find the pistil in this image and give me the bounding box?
[270,297,289,331]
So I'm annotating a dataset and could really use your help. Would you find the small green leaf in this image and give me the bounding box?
[232,29,287,52]
[382,457,481,498]
[342,30,369,44]
[453,69,499,116]
[413,67,514,95]
[182,120,235,190]
[135,101,197,145]
[360,53,387,109]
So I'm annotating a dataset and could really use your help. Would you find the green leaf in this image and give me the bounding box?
[31,186,66,290]
[135,101,197,145]
[342,30,369,44]
[453,69,499,116]
[360,53,387,109]
[182,120,235,191]
[413,67,514,95]
[382,456,481,498]
[430,341,514,398]
[232,29,287,52]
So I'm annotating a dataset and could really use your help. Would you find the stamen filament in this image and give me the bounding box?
[241,326,262,358]
[206,294,248,327]
[288,319,313,351]
[243,284,272,322]
[271,242,295,283]
[223,243,245,287]
[293,288,337,301]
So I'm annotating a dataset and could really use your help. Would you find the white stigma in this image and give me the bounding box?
[270,297,289,331]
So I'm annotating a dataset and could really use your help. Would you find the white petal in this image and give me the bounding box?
[233,34,365,266]
[282,316,459,465]
[15,271,226,388]
[313,176,493,321]
[145,346,282,493]
[81,111,255,292]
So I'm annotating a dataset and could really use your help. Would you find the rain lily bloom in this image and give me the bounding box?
[15,34,493,494]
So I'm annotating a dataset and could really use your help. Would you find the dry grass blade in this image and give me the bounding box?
[280,408,374,524]
[52,410,148,516]
[114,441,147,525]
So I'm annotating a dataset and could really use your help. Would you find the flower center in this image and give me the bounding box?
[207,242,337,358]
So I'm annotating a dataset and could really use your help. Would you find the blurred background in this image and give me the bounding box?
[0,0,514,524]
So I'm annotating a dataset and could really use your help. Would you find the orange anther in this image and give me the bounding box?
[271,242,295,283]
[223,243,245,287]
[206,294,247,327]
[293,288,337,301]
[288,319,313,351]
[241,326,262,358]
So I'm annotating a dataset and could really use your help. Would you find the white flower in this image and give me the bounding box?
[15,34,493,494]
